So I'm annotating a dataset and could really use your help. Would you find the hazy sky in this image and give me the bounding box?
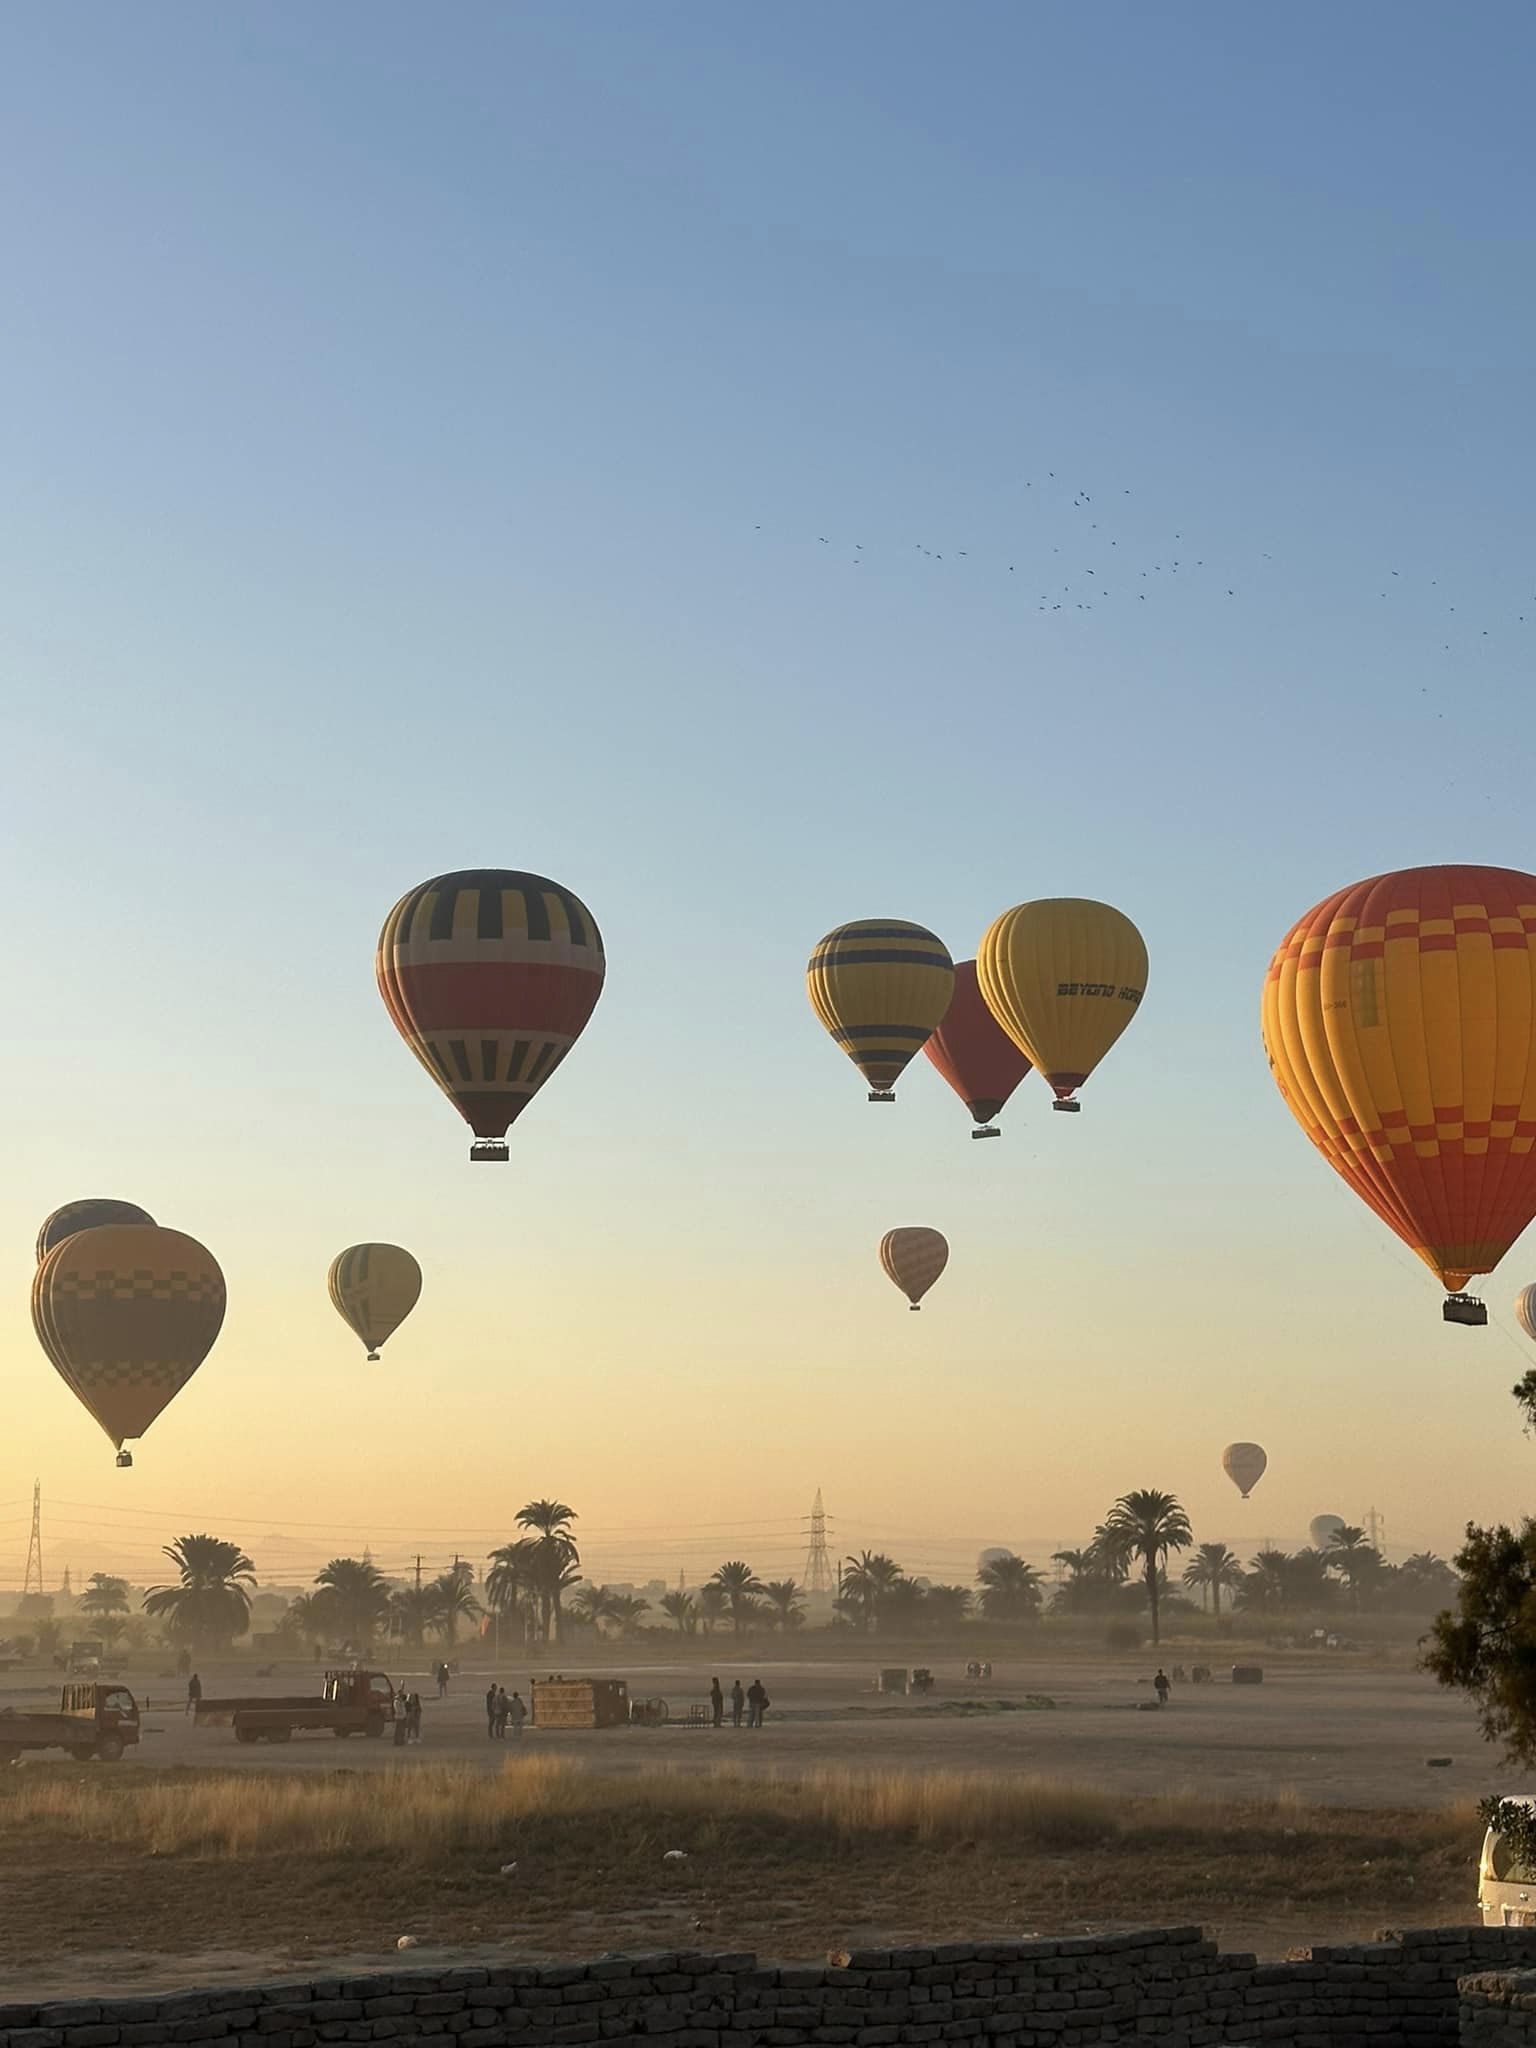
[3,5,1535,1592]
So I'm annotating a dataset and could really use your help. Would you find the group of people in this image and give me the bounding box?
[484,1683,528,1738]
[708,1675,770,1727]
[393,1683,425,1742]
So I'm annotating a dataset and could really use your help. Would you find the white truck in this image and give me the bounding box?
[1479,1796,1536,1925]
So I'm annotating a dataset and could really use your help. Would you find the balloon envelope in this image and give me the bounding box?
[1262,865,1536,1293]
[879,1227,949,1309]
[977,899,1147,1107]
[923,960,1033,1132]
[807,920,954,1100]
[1309,1514,1346,1551]
[1222,1442,1267,1498]
[1517,1285,1536,1346]
[37,1199,155,1265]
[33,1225,225,1456]
[377,869,605,1153]
[328,1244,423,1361]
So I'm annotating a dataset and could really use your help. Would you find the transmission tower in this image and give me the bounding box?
[22,1482,42,1599]
[1363,1505,1385,1553]
[802,1487,834,1595]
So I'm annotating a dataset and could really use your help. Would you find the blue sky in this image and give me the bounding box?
[1,4,1534,1585]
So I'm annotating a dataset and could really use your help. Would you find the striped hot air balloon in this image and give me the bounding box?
[33,1225,225,1466]
[923,959,1034,1138]
[378,869,605,1162]
[807,920,954,1101]
[328,1244,423,1362]
[879,1227,949,1310]
[36,1199,156,1264]
[1262,865,1536,1322]
[1518,1285,1536,1346]
[977,899,1147,1111]
[1221,1442,1267,1499]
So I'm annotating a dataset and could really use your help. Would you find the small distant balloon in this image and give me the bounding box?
[879,1227,949,1311]
[328,1244,423,1362]
[1309,1514,1346,1551]
[36,1199,155,1265]
[1517,1284,1536,1347]
[1221,1442,1267,1499]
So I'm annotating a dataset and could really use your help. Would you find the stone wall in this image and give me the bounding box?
[6,1925,1536,2048]
[1462,1969,1536,2042]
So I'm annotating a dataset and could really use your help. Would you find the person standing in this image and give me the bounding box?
[186,1672,202,1717]
[1153,1668,1171,1707]
[507,1689,527,1740]
[730,1679,745,1729]
[393,1685,409,1747]
[407,1690,423,1741]
[746,1678,769,1728]
[493,1686,510,1738]
[436,1663,449,1699]
[485,1682,498,1739]
[709,1677,723,1728]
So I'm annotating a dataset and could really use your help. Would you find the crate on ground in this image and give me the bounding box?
[530,1678,630,1728]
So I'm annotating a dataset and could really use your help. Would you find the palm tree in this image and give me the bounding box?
[1323,1526,1381,1610]
[710,1560,766,1634]
[142,1535,256,1649]
[569,1583,620,1632]
[1182,1542,1244,1616]
[514,1501,581,1642]
[762,1579,807,1631]
[485,1540,536,1630]
[660,1590,697,1634]
[923,1583,973,1625]
[608,1593,651,1636]
[976,1553,1044,1622]
[1239,1547,1291,1616]
[696,1584,727,1636]
[1087,1523,1136,1582]
[389,1582,445,1648]
[281,1589,331,1646]
[432,1564,483,1646]
[1103,1491,1192,1645]
[839,1551,905,1632]
[314,1557,392,1647]
[78,1573,130,1620]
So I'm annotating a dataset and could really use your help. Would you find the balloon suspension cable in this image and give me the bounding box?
[971,1126,1000,1140]
[1051,1099,1082,1114]
[867,1090,896,1103]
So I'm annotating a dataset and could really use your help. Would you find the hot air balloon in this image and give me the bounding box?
[923,960,1034,1138]
[32,1225,225,1467]
[36,1199,155,1265]
[879,1227,949,1310]
[1222,1442,1267,1499]
[1517,1285,1536,1346]
[1262,865,1536,1325]
[328,1244,422,1362]
[377,869,605,1162]
[807,920,955,1101]
[1309,1514,1346,1551]
[977,899,1147,1111]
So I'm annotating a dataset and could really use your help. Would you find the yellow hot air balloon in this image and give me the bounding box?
[32,1225,225,1467]
[1262,865,1536,1322]
[1221,1442,1267,1499]
[879,1227,949,1310]
[807,920,955,1101]
[328,1244,423,1362]
[977,898,1147,1111]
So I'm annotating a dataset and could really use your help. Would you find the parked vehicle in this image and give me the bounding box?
[194,1667,395,1743]
[0,1682,140,1762]
[68,1640,104,1675]
[1480,1797,1536,1926]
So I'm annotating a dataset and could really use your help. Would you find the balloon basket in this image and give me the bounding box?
[971,1126,1000,1140]
[867,1090,896,1103]
[367,1350,380,1362]
[909,1303,921,1312]
[1051,1100,1081,1114]
[115,1450,133,1469]
[1443,1293,1488,1327]
[470,1141,510,1163]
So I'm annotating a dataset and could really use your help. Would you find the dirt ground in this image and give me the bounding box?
[0,1647,1521,1999]
[27,1647,1520,1808]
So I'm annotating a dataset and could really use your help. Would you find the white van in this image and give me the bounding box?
[1480,1796,1536,1925]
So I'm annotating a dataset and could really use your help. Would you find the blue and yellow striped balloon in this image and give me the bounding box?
[807,920,955,1101]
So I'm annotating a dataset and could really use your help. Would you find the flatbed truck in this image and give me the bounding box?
[194,1667,396,1743]
[0,1682,141,1762]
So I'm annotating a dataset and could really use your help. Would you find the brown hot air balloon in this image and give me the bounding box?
[879,1228,949,1311]
[33,1225,226,1466]
[1221,1442,1267,1499]
[36,1199,155,1264]
[923,959,1033,1137]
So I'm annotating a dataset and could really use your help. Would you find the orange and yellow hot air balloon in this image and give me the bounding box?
[377,869,605,1162]
[977,899,1147,1111]
[1221,1442,1267,1499]
[1262,864,1536,1323]
[807,920,954,1101]
[328,1243,422,1362]
[32,1225,225,1466]
[879,1227,949,1310]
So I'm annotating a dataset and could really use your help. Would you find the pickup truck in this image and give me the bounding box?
[195,1667,396,1743]
[0,1682,141,1762]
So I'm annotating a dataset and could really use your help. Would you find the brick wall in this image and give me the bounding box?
[6,1924,1536,2048]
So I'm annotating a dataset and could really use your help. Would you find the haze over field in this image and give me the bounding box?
[4,4,1536,1577]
